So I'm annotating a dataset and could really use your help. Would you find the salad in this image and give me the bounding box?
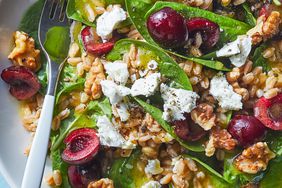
[1,0,282,187]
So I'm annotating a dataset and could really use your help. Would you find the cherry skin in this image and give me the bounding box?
[186,17,220,49]
[1,66,41,100]
[147,7,189,49]
[227,115,266,147]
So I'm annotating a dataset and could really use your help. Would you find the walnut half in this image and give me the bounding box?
[88,178,114,188]
[191,103,216,131]
[234,142,275,174]
[8,31,41,72]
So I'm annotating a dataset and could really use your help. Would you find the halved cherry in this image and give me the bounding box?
[254,94,282,130]
[1,66,41,100]
[62,128,100,165]
[81,26,114,56]
[186,17,220,49]
[68,161,101,188]
[147,7,189,49]
[227,115,266,147]
[173,114,206,142]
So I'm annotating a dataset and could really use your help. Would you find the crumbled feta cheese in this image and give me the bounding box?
[210,73,243,110]
[160,84,199,121]
[96,116,135,149]
[114,102,130,122]
[216,35,252,67]
[104,60,129,85]
[141,181,162,188]
[131,73,161,97]
[229,36,252,67]
[100,80,130,105]
[147,60,158,70]
[96,6,127,40]
[145,159,163,176]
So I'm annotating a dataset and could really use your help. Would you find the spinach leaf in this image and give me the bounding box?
[134,97,204,152]
[260,156,282,188]
[51,98,112,151]
[125,0,157,45]
[242,3,256,27]
[44,26,71,63]
[51,149,71,188]
[252,44,271,72]
[107,39,192,90]
[265,131,282,156]
[146,1,251,44]
[170,52,230,71]
[105,0,125,6]
[108,150,149,188]
[67,0,96,26]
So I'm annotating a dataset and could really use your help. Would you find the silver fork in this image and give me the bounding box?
[21,0,69,187]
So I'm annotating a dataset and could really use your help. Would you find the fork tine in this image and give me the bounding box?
[52,0,67,22]
[59,0,68,22]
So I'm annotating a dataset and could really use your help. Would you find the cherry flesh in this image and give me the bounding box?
[62,128,100,165]
[254,94,282,130]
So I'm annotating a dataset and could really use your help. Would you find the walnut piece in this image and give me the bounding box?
[234,142,275,174]
[191,103,216,131]
[205,128,237,156]
[88,178,114,188]
[248,11,281,44]
[8,31,41,71]
[84,58,105,99]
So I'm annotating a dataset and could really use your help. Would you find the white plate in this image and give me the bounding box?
[0,0,51,187]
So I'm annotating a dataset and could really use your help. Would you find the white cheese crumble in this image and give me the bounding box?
[141,181,162,188]
[131,73,161,97]
[160,84,199,121]
[104,60,129,85]
[96,116,135,149]
[209,73,243,111]
[100,80,130,105]
[145,159,163,176]
[147,60,158,70]
[216,35,252,67]
[114,102,130,122]
[96,6,127,40]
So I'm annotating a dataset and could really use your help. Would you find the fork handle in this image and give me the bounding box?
[21,94,55,188]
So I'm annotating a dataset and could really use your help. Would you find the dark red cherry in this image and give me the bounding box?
[147,7,189,49]
[1,66,41,100]
[173,114,206,141]
[227,115,266,147]
[186,17,220,49]
[68,161,101,188]
[254,94,282,130]
[62,128,100,165]
[81,26,114,56]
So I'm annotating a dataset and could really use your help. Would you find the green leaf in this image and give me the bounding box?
[44,26,71,63]
[18,0,44,34]
[252,44,271,72]
[134,97,204,152]
[242,3,256,27]
[67,0,96,26]
[51,149,71,188]
[107,39,192,90]
[145,1,251,44]
[56,81,85,104]
[265,131,282,156]
[125,0,157,45]
[260,156,282,187]
[108,150,149,188]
